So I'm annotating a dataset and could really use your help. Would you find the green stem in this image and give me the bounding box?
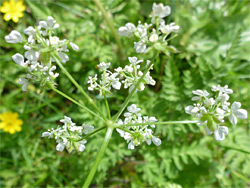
[115,120,200,128]
[83,127,114,188]
[49,86,105,122]
[76,126,106,141]
[113,61,154,121]
[104,94,111,119]
[51,52,106,120]
[93,0,124,59]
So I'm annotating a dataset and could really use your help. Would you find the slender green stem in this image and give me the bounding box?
[117,127,134,134]
[113,61,154,121]
[76,126,106,141]
[50,86,105,122]
[115,120,200,128]
[93,0,124,59]
[104,94,111,119]
[51,52,106,120]
[83,127,114,188]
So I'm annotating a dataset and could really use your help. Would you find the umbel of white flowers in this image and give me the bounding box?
[5,16,79,91]
[118,3,180,54]
[116,104,161,149]
[42,116,94,152]
[88,57,155,95]
[185,85,247,141]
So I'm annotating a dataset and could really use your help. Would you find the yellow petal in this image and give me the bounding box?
[4,13,12,21]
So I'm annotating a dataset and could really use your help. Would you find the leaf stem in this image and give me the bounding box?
[93,0,124,59]
[115,120,200,128]
[83,127,114,188]
[49,86,105,122]
[51,52,107,120]
[104,94,111,119]
[76,126,106,141]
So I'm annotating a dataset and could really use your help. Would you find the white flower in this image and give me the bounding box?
[128,57,143,65]
[49,66,59,78]
[97,62,111,71]
[212,85,233,94]
[49,36,60,45]
[12,53,28,67]
[24,26,36,36]
[118,23,136,37]
[56,141,65,152]
[214,126,228,141]
[134,40,147,53]
[25,50,40,61]
[149,29,158,42]
[229,102,247,125]
[58,52,69,63]
[69,42,79,51]
[18,78,29,91]
[78,140,87,152]
[152,3,171,18]
[39,16,59,30]
[204,98,215,106]
[185,105,199,114]
[191,90,209,101]
[82,124,94,135]
[42,132,52,137]
[160,22,180,34]
[5,30,23,43]
[152,136,161,146]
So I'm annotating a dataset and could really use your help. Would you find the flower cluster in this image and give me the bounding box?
[42,116,94,152]
[185,85,247,141]
[118,3,179,54]
[88,62,121,96]
[88,57,155,95]
[116,104,161,149]
[5,16,79,91]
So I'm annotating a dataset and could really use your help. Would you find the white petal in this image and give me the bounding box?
[42,132,51,137]
[234,109,247,119]
[205,126,213,135]
[214,127,225,141]
[128,142,135,150]
[25,50,40,61]
[70,42,79,51]
[5,30,23,43]
[56,143,65,152]
[152,137,161,146]
[58,52,69,63]
[231,101,241,111]
[78,144,86,152]
[229,113,237,125]
[12,53,25,66]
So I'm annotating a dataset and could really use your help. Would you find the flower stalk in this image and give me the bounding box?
[83,127,114,188]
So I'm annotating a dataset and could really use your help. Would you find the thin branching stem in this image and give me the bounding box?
[83,127,114,188]
[104,94,111,119]
[51,52,107,121]
[49,86,105,122]
[115,120,200,128]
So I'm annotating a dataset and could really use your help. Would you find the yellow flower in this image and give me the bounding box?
[0,112,23,134]
[0,0,25,23]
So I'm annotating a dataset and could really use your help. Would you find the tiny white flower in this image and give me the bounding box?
[18,78,29,91]
[25,50,40,61]
[69,42,79,51]
[49,36,60,45]
[205,126,213,135]
[56,141,65,152]
[152,3,171,18]
[78,143,86,152]
[214,126,228,141]
[128,57,143,65]
[58,52,69,63]
[192,90,209,101]
[134,41,147,53]
[152,136,161,146]
[12,53,28,67]
[149,29,158,42]
[42,132,52,137]
[118,23,136,37]
[229,102,247,125]
[97,62,111,71]
[24,26,36,36]
[5,30,23,43]
[82,124,94,135]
